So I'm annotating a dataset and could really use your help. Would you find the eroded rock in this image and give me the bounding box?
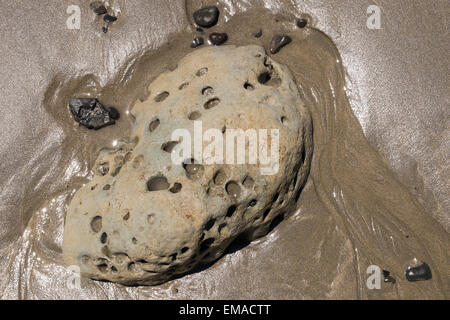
[63,45,313,285]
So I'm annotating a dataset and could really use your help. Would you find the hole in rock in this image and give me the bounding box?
[169,183,182,193]
[225,181,241,199]
[204,218,216,231]
[244,81,254,90]
[281,116,287,123]
[148,118,160,132]
[154,91,169,102]
[272,192,280,203]
[97,264,108,273]
[204,98,220,110]
[179,82,189,90]
[188,111,201,120]
[196,67,208,76]
[263,207,271,220]
[102,184,111,190]
[100,232,107,244]
[258,71,272,84]
[226,205,237,218]
[200,238,215,253]
[218,223,227,233]
[147,176,170,191]
[182,159,204,180]
[161,141,180,153]
[213,170,226,185]
[181,247,189,254]
[242,175,255,188]
[201,86,214,95]
[90,216,102,233]
[132,237,138,244]
[249,199,257,207]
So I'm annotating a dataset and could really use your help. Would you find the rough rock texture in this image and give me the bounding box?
[63,45,313,285]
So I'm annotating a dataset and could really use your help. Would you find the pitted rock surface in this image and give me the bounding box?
[63,45,313,285]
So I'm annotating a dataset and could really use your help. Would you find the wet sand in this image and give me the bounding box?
[0,1,448,299]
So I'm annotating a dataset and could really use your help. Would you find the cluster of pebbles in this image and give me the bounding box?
[89,1,118,33]
[190,5,308,55]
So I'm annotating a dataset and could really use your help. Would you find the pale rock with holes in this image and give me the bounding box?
[63,45,313,285]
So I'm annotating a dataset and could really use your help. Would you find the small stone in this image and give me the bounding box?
[193,6,219,28]
[102,26,108,33]
[69,98,119,130]
[254,29,262,38]
[90,1,107,15]
[191,37,204,48]
[104,14,117,23]
[405,262,432,282]
[382,270,396,283]
[269,35,292,54]
[209,33,227,46]
[297,18,308,28]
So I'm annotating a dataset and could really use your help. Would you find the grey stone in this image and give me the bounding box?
[63,45,313,285]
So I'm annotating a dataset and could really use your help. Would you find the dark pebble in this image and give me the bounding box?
[297,18,308,28]
[104,14,117,23]
[254,29,262,38]
[382,270,396,284]
[405,262,432,282]
[193,6,219,28]
[191,37,204,48]
[209,32,227,46]
[90,1,107,15]
[196,27,205,34]
[69,98,119,130]
[102,26,108,33]
[269,34,292,54]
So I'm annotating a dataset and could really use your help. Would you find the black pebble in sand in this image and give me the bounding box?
[297,18,308,28]
[209,33,228,46]
[104,14,117,23]
[90,1,107,15]
[405,262,432,282]
[69,98,119,130]
[193,6,219,28]
[382,270,396,283]
[254,29,262,38]
[191,37,204,48]
[269,35,292,54]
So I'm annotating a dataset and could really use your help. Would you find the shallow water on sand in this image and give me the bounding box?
[0,1,448,299]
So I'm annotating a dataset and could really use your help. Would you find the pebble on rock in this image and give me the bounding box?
[193,6,219,28]
[209,33,228,46]
[90,1,107,15]
[297,18,308,28]
[191,37,204,48]
[405,262,432,282]
[69,98,119,130]
[269,35,292,54]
